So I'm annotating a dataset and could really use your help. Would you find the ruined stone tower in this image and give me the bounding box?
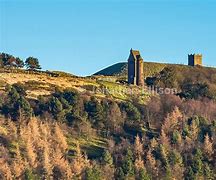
[128,49,144,86]
[188,54,202,66]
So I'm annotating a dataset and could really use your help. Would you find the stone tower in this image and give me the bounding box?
[188,54,202,66]
[128,49,144,86]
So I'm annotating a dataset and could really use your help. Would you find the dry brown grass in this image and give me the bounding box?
[0,72,98,98]
[0,70,151,103]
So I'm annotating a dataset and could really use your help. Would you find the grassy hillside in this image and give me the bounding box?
[94,61,216,80]
[94,61,170,78]
[0,68,150,103]
[94,62,127,76]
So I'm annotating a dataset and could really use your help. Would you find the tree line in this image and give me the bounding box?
[0,53,41,70]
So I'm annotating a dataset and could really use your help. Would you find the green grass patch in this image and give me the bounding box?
[67,135,107,159]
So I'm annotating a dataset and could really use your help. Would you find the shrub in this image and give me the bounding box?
[120,102,141,122]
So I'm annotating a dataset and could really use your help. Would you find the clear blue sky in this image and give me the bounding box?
[1,0,216,76]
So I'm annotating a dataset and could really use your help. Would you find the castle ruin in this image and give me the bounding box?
[188,54,202,66]
[128,49,144,86]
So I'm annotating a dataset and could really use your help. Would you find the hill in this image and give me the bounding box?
[0,59,216,179]
[94,62,127,76]
[94,61,170,78]
[94,61,216,78]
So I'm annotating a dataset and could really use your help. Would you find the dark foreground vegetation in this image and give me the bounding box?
[0,81,216,179]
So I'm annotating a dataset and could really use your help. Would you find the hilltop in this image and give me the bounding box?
[94,61,216,79]
[94,61,171,78]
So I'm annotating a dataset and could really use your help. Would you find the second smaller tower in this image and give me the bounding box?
[188,54,202,66]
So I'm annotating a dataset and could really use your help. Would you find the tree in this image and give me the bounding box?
[101,149,114,179]
[15,58,24,68]
[134,156,145,173]
[120,102,141,122]
[138,168,151,180]
[192,148,203,175]
[134,135,143,158]
[159,144,169,167]
[186,166,196,180]
[182,124,190,138]
[172,130,182,145]
[168,150,183,166]
[190,120,199,140]
[85,166,102,180]
[179,83,209,99]
[105,101,123,134]
[7,57,17,67]
[2,86,20,119]
[168,150,184,180]
[25,57,41,70]
[154,66,179,89]
[13,83,27,96]
[162,106,183,134]
[146,150,157,178]
[116,167,125,180]
[204,163,214,180]
[16,96,33,120]
[102,150,113,166]
[72,142,89,176]
[1,86,32,120]
[122,148,135,177]
[0,54,4,67]
[150,138,158,150]
[85,97,104,126]
[160,129,170,149]
[5,57,24,68]
[203,134,213,159]
[24,169,38,180]
[61,89,79,106]
[49,97,63,120]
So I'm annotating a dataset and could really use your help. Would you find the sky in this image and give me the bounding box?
[0,0,216,76]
